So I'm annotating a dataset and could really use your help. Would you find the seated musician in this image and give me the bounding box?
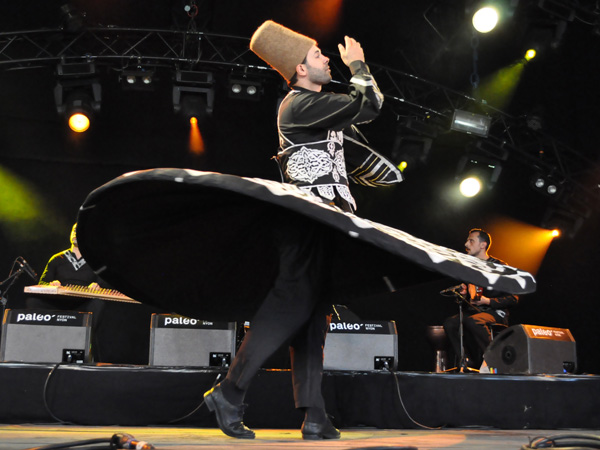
[26,223,109,361]
[38,223,105,289]
[442,228,519,369]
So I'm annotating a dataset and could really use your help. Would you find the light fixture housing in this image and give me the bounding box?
[173,71,215,120]
[450,110,492,137]
[228,75,263,101]
[120,68,155,90]
[530,172,565,198]
[54,62,101,132]
[455,154,503,194]
[541,206,585,239]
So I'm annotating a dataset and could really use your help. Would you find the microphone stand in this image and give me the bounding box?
[456,292,477,373]
[442,289,479,373]
[0,265,27,347]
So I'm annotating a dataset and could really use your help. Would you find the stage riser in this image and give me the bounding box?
[0,363,598,430]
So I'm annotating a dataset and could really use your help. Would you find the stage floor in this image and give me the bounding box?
[3,424,600,450]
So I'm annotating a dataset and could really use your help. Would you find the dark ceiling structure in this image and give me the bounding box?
[1,1,598,222]
[1,1,600,370]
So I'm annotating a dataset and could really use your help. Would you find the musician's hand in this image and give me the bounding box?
[88,282,100,290]
[49,280,62,286]
[472,296,491,306]
[459,283,467,295]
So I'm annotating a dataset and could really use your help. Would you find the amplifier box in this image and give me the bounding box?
[149,314,236,367]
[484,324,577,374]
[0,309,91,363]
[323,320,398,371]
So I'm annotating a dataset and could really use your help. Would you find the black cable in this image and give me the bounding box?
[42,363,73,425]
[19,437,110,450]
[166,370,225,424]
[386,362,443,430]
[522,447,600,450]
[522,434,600,449]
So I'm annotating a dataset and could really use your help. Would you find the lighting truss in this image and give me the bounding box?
[0,26,598,205]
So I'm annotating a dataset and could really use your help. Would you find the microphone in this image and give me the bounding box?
[440,284,463,294]
[111,433,155,450]
[17,257,38,281]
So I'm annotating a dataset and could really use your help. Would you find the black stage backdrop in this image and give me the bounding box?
[1,3,600,372]
[2,159,599,372]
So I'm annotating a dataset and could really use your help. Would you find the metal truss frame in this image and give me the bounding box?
[1,26,597,208]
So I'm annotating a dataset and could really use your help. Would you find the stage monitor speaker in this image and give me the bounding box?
[323,319,398,371]
[149,314,236,367]
[483,324,576,374]
[0,309,91,363]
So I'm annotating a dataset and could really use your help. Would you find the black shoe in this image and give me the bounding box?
[204,384,255,439]
[301,418,341,440]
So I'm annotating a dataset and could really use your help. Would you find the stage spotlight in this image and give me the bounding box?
[391,117,438,172]
[533,177,544,189]
[68,112,90,133]
[460,177,482,197]
[173,71,214,122]
[541,206,585,239]
[120,67,155,90]
[228,75,263,101]
[450,110,491,137]
[530,172,565,198]
[54,63,101,133]
[390,135,433,173]
[456,154,503,196]
[550,229,560,238]
[525,49,537,61]
[61,89,96,133]
[472,6,500,33]
[177,94,210,123]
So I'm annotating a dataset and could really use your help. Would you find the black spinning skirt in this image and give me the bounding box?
[76,168,536,321]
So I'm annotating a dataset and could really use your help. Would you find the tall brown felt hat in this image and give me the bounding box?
[250,20,316,82]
